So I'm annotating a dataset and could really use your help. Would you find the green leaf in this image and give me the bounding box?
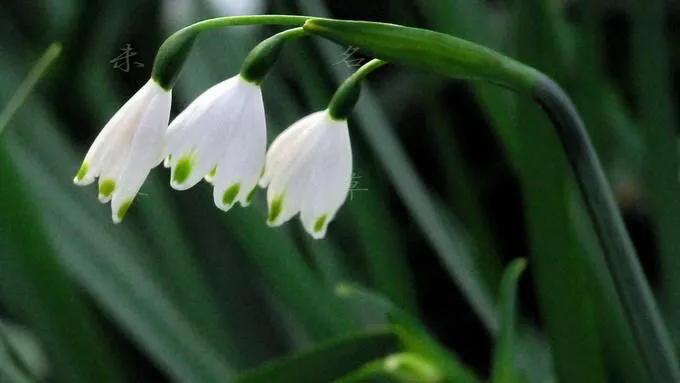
[491,259,526,383]
[233,329,399,383]
[631,0,680,347]
[0,320,48,381]
[0,43,122,383]
[0,43,61,137]
[336,284,478,383]
[222,207,360,340]
[0,148,123,383]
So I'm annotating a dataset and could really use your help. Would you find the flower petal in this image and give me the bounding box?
[259,111,324,188]
[74,80,153,185]
[110,81,171,223]
[168,76,257,190]
[299,117,352,239]
[212,84,266,211]
[265,113,328,226]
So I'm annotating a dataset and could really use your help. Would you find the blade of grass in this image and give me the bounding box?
[0,334,33,383]
[336,284,478,383]
[5,134,235,382]
[0,43,123,383]
[0,320,48,381]
[222,207,361,340]
[0,43,61,137]
[0,149,124,383]
[631,0,680,347]
[234,329,398,383]
[490,259,526,383]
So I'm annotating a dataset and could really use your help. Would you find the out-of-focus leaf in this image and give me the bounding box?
[337,284,478,383]
[0,42,60,136]
[5,125,235,382]
[0,44,122,383]
[0,339,33,383]
[0,148,123,383]
[632,0,680,346]
[222,207,361,340]
[233,329,398,383]
[0,320,48,381]
[490,259,526,383]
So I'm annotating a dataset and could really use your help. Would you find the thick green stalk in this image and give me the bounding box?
[152,15,311,89]
[532,76,680,382]
[240,27,307,84]
[303,17,680,382]
[327,59,386,120]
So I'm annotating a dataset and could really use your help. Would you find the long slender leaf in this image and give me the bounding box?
[490,259,526,383]
[234,329,399,383]
[336,284,478,383]
[631,0,680,347]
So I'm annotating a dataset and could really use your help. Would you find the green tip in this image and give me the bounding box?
[173,155,194,185]
[268,195,284,223]
[246,187,257,204]
[116,199,133,222]
[75,162,89,182]
[98,179,116,198]
[313,214,328,233]
[222,183,241,206]
[208,166,217,179]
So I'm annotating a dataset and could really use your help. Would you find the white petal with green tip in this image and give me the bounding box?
[262,110,352,238]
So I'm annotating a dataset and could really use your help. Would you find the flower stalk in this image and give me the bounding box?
[240,27,307,84]
[328,58,386,120]
[151,15,312,90]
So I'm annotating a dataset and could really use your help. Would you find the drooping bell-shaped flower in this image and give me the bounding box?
[73,79,171,223]
[259,110,352,239]
[164,74,266,211]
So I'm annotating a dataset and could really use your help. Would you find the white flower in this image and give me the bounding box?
[260,110,352,239]
[164,74,266,211]
[73,79,171,223]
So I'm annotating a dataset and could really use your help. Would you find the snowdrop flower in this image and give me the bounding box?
[164,74,266,211]
[260,110,352,239]
[73,79,171,223]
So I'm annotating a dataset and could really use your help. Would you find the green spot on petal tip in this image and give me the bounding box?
[246,187,257,204]
[268,195,284,223]
[314,214,328,233]
[173,156,193,184]
[208,166,217,179]
[75,162,88,182]
[98,179,116,198]
[222,183,240,206]
[116,199,133,222]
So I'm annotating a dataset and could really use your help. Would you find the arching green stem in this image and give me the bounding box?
[533,75,680,382]
[328,59,386,120]
[303,17,680,382]
[240,27,307,85]
[152,15,312,90]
